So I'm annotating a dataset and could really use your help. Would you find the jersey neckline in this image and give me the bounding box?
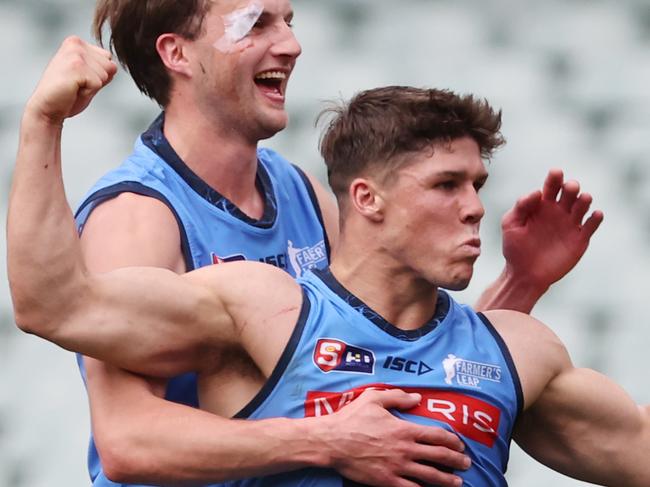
[141,113,278,229]
[311,267,450,341]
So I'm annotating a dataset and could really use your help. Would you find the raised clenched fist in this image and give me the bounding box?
[25,36,117,124]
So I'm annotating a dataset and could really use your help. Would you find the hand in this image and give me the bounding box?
[501,168,604,293]
[320,389,469,487]
[25,36,117,125]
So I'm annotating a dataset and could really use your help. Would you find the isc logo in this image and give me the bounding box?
[313,339,375,375]
[383,355,433,376]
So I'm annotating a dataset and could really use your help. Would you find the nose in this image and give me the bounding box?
[269,23,302,59]
[461,187,485,224]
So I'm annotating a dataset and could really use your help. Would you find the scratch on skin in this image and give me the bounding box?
[267,306,300,321]
[237,306,300,338]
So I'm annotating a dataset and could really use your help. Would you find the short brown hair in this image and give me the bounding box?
[93,0,214,107]
[319,86,505,201]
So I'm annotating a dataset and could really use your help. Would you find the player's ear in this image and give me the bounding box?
[349,177,385,223]
[156,33,192,77]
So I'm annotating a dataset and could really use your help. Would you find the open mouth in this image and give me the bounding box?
[254,70,287,101]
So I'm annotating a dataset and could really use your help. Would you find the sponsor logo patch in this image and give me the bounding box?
[288,240,327,277]
[383,355,433,376]
[442,354,502,389]
[258,253,287,270]
[313,339,375,375]
[304,384,501,447]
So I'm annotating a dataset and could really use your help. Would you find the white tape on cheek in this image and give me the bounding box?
[214,1,264,53]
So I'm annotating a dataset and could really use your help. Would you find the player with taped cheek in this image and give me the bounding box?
[184,0,301,142]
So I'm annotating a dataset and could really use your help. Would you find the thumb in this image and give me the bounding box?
[502,190,541,228]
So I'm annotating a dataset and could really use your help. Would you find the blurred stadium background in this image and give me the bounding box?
[1,0,649,485]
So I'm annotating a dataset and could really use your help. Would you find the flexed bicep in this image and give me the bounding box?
[514,366,650,487]
[34,264,235,377]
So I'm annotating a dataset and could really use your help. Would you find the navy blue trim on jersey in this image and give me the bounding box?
[312,268,449,342]
[140,113,277,229]
[478,312,524,417]
[74,181,195,271]
[343,480,370,487]
[234,289,312,419]
[291,164,331,261]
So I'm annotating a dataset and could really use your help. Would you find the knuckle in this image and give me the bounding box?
[361,389,381,401]
[63,35,84,48]
[359,388,375,399]
[63,35,79,45]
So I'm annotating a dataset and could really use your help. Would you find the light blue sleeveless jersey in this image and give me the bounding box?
[74,114,330,487]
[223,268,523,487]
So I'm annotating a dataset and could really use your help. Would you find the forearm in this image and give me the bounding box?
[8,112,88,331]
[474,267,549,313]
[90,374,329,483]
[104,411,328,484]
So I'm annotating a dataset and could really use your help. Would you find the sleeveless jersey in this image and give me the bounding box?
[223,268,523,487]
[74,114,331,487]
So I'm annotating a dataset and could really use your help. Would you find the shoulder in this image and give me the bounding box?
[482,309,562,346]
[80,192,185,272]
[482,309,571,409]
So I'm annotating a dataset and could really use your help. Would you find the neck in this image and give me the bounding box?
[330,233,440,331]
[163,100,264,218]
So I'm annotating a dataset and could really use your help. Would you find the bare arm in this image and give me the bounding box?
[8,37,116,331]
[486,310,649,486]
[475,169,603,313]
[516,364,650,486]
[9,107,243,376]
[86,360,330,484]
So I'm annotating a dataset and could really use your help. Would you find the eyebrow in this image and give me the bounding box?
[434,170,489,180]
[257,8,294,19]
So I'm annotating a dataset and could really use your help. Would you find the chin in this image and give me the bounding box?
[256,114,288,140]
[443,279,471,291]
[441,270,473,291]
